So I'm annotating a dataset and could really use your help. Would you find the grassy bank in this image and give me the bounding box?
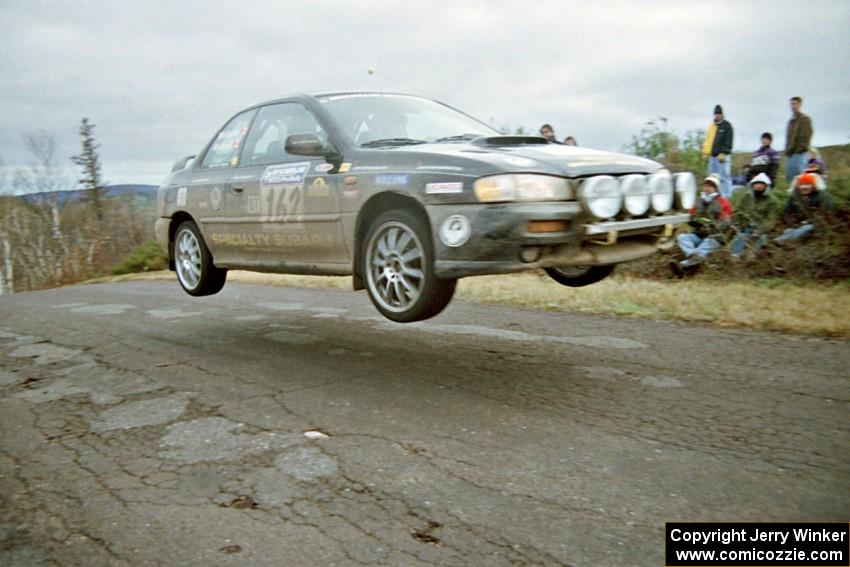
[88,271,850,337]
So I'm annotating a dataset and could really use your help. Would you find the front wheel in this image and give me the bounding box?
[173,221,227,296]
[544,264,615,287]
[362,210,456,323]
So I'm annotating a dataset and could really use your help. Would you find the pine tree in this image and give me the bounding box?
[71,117,106,222]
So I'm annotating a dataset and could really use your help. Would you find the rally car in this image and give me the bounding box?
[155,92,695,322]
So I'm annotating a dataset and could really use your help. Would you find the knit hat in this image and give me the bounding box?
[714,104,723,114]
[748,172,772,188]
[702,174,720,188]
[797,173,817,187]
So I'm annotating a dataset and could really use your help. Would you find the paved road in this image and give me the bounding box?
[1,281,847,566]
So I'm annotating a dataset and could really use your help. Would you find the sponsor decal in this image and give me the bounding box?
[425,182,463,194]
[439,215,472,247]
[353,165,388,171]
[211,233,334,248]
[209,187,222,210]
[314,163,334,173]
[416,165,464,171]
[261,162,310,186]
[338,162,352,173]
[247,196,261,213]
[342,187,360,199]
[176,187,187,207]
[375,173,410,186]
[503,156,536,167]
[229,155,239,167]
[343,176,358,186]
[307,177,330,197]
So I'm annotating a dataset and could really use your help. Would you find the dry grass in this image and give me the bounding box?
[86,270,850,337]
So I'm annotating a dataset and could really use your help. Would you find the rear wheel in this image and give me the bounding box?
[362,210,456,323]
[544,264,615,287]
[173,221,227,296]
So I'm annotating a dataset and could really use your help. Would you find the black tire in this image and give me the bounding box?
[172,220,227,296]
[362,209,456,323]
[544,264,615,287]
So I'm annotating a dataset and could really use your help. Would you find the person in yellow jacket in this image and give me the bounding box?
[701,104,734,198]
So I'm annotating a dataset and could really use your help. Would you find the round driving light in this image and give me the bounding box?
[439,215,471,247]
[674,172,697,210]
[619,174,651,216]
[580,175,622,219]
[648,171,674,213]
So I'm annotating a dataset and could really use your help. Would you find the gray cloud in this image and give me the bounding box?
[1,0,848,186]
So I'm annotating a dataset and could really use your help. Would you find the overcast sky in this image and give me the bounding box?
[1,0,848,188]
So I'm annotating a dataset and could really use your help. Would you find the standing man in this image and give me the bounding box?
[701,104,734,198]
[785,96,814,181]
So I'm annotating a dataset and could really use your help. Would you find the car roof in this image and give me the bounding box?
[251,91,428,109]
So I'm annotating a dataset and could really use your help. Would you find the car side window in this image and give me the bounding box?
[242,103,327,166]
[200,109,257,169]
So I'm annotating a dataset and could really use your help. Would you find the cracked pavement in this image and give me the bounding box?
[0,281,848,566]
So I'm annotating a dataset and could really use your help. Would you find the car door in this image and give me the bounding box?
[191,108,257,261]
[221,102,348,268]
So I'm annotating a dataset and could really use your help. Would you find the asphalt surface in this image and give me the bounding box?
[0,280,848,566]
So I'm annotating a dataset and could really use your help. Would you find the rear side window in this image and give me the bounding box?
[200,109,257,169]
[242,103,327,166]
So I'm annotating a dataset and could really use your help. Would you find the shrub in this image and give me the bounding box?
[111,240,168,275]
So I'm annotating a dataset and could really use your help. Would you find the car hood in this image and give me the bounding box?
[381,140,664,178]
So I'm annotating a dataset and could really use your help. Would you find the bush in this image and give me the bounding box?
[111,240,168,275]
[623,118,706,174]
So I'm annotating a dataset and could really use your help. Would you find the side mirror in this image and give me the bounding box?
[285,133,329,157]
[171,154,196,172]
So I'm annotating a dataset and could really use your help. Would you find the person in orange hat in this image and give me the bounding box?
[775,172,834,243]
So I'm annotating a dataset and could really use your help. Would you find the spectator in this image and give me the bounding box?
[701,104,734,198]
[805,156,826,176]
[563,136,578,146]
[730,173,780,258]
[746,132,781,184]
[785,96,813,181]
[776,173,834,243]
[671,174,733,274]
[539,124,562,143]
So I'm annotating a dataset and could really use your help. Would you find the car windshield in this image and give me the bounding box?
[318,93,499,147]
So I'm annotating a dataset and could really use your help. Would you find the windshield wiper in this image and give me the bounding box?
[360,138,427,148]
[435,133,482,142]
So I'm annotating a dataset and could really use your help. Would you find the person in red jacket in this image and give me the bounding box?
[671,174,733,274]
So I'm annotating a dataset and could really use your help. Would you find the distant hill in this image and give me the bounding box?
[20,184,157,206]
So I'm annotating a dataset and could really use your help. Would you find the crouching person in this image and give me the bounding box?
[730,172,780,258]
[672,174,733,274]
[776,173,834,243]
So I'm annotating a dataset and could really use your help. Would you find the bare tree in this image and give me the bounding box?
[0,156,13,295]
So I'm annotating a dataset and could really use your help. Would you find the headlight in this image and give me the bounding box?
[674,172,697,210]
[647,170,674,213]
[579,175,621,219]
[473,174,571,203]
[619,174,651,216]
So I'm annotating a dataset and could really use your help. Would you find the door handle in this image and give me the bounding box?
[231,185,244,194]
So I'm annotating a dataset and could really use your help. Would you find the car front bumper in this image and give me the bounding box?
[426,202,688,278]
